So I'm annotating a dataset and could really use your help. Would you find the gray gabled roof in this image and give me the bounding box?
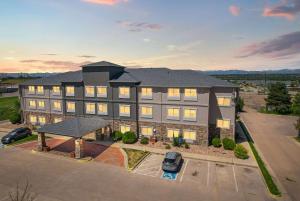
[37,117,109,138]
[82,61,124,68]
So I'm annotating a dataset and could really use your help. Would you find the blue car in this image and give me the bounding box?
[162,152,183,172]
[1,127,32,144]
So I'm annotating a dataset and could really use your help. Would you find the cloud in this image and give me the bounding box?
[78,55,96,58]
[236,31,300,59]
[167,40,203,52]
[263,0,300,20]
[82,0,128,6]
[41,53,57,56]
[143,38,151,43]
[229,5,241,16]
[116,20,162,32]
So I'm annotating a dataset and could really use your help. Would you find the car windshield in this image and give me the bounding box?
[164,158,175,163]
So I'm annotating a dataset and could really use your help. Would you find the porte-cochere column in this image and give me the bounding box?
[75,138,84,159]
[37,132,46,151]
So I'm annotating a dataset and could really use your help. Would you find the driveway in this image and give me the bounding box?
[0,147,274,201]
[241,107,299,201]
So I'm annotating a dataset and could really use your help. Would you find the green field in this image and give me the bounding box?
[0,77,36,84]
[0,96,19,121]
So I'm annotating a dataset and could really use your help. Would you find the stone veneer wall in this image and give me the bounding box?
[113,119,137,134]
[208,124,234,143]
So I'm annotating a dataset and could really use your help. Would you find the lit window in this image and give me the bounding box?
[37,100,45,109]
[38,116,46,125]
[141,88,152,99]
[53,101,61,111]
[119,87,130,98]
[168,88,180,100]
[167,107,180,120]
[98,103,108,115]
[29,100,36,108]
[217,119,231,129]
[85,86,95,97]
[217,97,231,106]
[85,102,96,114]
[54,117,62,123]
[183,130,196,140]
[120,125,130,133]
[97,86,107,98]
[183,108,197,121]
[52,86,60,95]
[28,86,35,94]
[184,88,197,100]
[167,129,179,138]
[66,86,75,96]
[29,115,37,124]
[141,106,152,118]
[66,102,75,112]
[37,86,44,94]
[141,126,153,136]
[119,104,130,117]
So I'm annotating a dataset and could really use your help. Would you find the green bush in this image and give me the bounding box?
[113,131,123,141]
[212,137,221,147]
[172,137,179,147]
[234,144,249,159]
[122,131,137,144]
[9,112,21,124]
[222,138,236,150]
[184,142,190,149]
[140,136,149,144]
[165,144,171,149]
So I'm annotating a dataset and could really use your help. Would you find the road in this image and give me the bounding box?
[241,107,300,201]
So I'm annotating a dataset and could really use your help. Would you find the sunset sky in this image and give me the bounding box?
[1,0,300,73]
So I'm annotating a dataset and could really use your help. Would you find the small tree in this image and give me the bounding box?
[292,93,300,115]
[265,82,291,114]
[9,99,21,124]
[294,118,300,138]
[236,97,244,112]
[9,181,36,201]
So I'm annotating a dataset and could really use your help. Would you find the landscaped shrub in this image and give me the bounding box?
[165,144,171,149]
[234,144,249,159]
[122,131,137,144]
[140,136,149,144]
[222,138,236,150]
[172,137,179,147]
[9,112,21,124]
[212,137,221,147]
[113,131,123,141]
[184,142,190,149]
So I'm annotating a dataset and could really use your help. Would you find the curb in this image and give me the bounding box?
[119,148,129,169]
[127,151,151,172]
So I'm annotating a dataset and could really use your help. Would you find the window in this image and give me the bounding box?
[52,86,60,95]
[141,106,152,118]
[29,115,37,124]
[38,116,46,125]
[37,86,44,94]
[97,86,107,98]
[29,100,36,109]
[183,130,196,140]
[141,126,153,136]
[66,102,75,112]
[85,102,96,114]
[119,104,130,117]
[217,97,231,106]
[167,88,180,100]
[183,108,197,121]
[184,88,197,100]
[217,119,231,129]
[98,103,108,115]
[54,117,62,123]
[37,100,45,109]
[28,86,35,94]
[120,125,130,133]
[53,101,61,111]
[167,107,180,120]
[141,88,152,99]
[167,129,179,138]
[119,87,130,98]
[66,86,75,96]
[85,86,95,97]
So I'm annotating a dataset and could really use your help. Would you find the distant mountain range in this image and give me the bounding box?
[1,68,300,78]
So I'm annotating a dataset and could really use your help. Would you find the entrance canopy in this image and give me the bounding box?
[37,117,109,138]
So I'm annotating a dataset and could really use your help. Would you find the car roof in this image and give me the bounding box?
[165,152,178,159]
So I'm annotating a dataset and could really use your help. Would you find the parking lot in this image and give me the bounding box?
[133,154,271,200]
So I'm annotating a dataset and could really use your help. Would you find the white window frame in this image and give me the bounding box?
[119,87,130,99]
[141,87,153,99]
[28,86,35,94]
[140,105,153,118]
[65,86,75,97]
[119,104,131,117]
[97,103,108,115]
[29,115,37,124]
[85,86,95,97]
[36,86,44,95]
[184,88,197,101]
[85,102,96,114]
[97,86,107,98]
[183,130,197,141]
[141,126,153,136]
[52,86,61,96]
[216,119,231,129]
[183,108,197,121]
[217,96,231,107]
[53,117,62,123]
[52,101,62,111]
[37,100,45,110]
[38,116,46,125]
[167,88,180,100]
[167,107,180,120]
[28,100,36,109]
[66,101,75,113]
[120,125,131,133]
[167,128,180,138]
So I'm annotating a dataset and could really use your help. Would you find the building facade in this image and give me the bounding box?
[19,61,238,146]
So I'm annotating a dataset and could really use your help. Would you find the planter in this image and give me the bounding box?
[149,136,157,144]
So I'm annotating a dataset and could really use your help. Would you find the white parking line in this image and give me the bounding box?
[180,159,189,182]
[207,161,210,186]
[232,165,239,192]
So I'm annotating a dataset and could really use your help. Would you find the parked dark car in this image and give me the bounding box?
[162,152,183,172]
[1,127,32,144]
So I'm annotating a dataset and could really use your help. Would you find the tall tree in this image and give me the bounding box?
[294,118,300,138]
[265,82,291,114]
[292,93,300,115]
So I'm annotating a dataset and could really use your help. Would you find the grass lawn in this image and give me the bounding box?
[294,137,300,143]
[0,96,19,121]
[9,134,38,146]
[0,78,35,84]
[123,148,149,170]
